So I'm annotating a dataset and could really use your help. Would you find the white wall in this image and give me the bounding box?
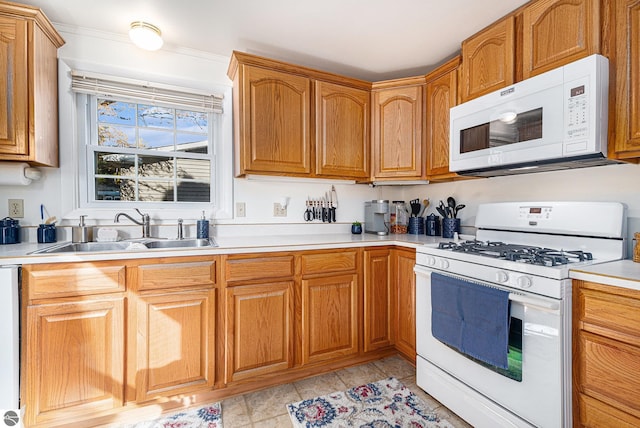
[2,26,639,247]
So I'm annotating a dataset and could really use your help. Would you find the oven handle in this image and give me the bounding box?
[415,264,560,313]
[508,293,559,312]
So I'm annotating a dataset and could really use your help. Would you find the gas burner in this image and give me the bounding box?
[437,240,593,266]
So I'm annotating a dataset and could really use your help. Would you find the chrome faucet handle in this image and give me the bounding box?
[177,218,183,240]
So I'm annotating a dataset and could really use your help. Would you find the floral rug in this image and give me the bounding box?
[121,402,223,428]
[287,377,454,428]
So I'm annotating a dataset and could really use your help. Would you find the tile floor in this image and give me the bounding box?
[220,356,472,427]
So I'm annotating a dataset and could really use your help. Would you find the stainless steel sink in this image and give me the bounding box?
[30,238,217,254]
[144,238,214,249]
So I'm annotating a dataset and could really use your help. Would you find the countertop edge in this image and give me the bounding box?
[0,234,438,265]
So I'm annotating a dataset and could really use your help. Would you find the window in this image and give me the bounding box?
[93,99,212,202]
[71,71,224,208]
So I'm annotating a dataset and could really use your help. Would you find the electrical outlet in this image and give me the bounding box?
[273,202,287,217]
[8,199,24,218]
[236,202,246,217]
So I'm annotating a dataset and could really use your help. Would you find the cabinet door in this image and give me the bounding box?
[226,281,294,382]
[393,248,416,360]
[372,84,424,179]
[0,16,28,157]
[134,289,215,401]
[302,274,359,364]
[315,81,370,179]
[460,16,515,102]
[238,65,311,175]
[612,0,640,158]
[522,0,600,79]
[363,249,392,352]
[25,298,124,426]
[426,57,460,180]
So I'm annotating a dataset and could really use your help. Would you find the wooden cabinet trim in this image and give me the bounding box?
[228,50,371,90]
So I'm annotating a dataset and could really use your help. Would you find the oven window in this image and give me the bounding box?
[454,316,523,382]
[460,108,543,154]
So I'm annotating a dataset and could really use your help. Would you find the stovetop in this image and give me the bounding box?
[437,240,594,267]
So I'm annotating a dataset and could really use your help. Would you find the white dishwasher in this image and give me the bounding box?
[0,265,20,410]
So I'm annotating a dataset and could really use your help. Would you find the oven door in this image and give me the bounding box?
[415,265,569,428]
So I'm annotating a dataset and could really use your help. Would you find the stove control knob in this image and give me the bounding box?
[439,259,450,270]
[517,276,533,289]
[425,256,436,266]
[496,271,509,283]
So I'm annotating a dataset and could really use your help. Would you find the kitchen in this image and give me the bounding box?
[2,0,640,427]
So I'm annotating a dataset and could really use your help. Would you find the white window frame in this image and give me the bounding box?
[60,62,234,222]
[77,93,218,209]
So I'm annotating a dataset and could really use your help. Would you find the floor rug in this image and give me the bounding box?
[121,402,223,428]
[287,377,454,428]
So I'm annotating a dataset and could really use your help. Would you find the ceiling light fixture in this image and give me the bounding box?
[129,21,163,51]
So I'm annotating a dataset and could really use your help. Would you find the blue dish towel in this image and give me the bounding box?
[431,272,510,369]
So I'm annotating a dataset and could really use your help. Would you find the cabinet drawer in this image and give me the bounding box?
[301,250,358,275]
[578,283,640,342]
[25,262,125,300]
[578,332,640,418]
[136,258,216,291]
[225,255,295,283]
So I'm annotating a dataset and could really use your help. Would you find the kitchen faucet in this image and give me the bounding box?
[114,208,150,238]
[177,218,183,240]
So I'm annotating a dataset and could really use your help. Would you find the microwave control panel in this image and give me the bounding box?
[565,78,589,141]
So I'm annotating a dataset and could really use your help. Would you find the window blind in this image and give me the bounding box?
[71,70,224,113]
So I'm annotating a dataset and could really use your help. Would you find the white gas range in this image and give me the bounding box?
[415,201,626,428]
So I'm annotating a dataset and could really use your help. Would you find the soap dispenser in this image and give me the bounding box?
[72,215,93,243]
[197,211,209,239]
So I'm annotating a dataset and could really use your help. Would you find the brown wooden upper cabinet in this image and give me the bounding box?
[425,57,460,181]
[315,81,370,179]
[521,0,600,79]
[227,51,370,180]
[0,2,64,167]
[611,0,640,159]
[460,15,516,103]
[371,78,425,181]
[460,0,601,103]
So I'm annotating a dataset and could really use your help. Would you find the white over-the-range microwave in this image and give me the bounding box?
[449,54,621,177]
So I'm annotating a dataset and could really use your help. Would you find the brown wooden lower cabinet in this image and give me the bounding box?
[363,248,393,352]
[22,246,418,426]
[133,289,216,402]
[573,279,640,427]
[302,273,359,364]
[225,281,294,382]
[25,297,125,426]
[393,248,416,360]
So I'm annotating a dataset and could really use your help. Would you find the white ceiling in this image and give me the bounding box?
[26,0,529,81]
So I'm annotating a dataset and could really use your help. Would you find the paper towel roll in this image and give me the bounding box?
[0,162,41,185]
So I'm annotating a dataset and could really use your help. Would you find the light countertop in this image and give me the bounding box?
[570,260,640,292]
[0,233,445,265]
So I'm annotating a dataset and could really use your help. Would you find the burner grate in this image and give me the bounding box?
[437,240,593,266]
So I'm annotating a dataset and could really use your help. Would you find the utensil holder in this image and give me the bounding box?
[407,217,425,235]
[442,218,460,239]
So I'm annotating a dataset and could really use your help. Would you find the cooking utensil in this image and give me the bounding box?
[447,197,456,212]
[409,199,421,217]
[419,199,430,217]
[454,204,465,218]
